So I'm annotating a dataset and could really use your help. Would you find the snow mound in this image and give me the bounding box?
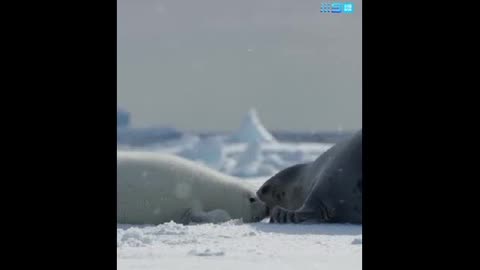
[228,108,277,143]
[118,227,153,247]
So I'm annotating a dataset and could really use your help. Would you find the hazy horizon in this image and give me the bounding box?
[118,0,362,132]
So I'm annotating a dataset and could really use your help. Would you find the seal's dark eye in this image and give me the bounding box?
[249,198,256,203]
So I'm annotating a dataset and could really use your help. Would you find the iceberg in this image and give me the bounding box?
[228,108,277,143]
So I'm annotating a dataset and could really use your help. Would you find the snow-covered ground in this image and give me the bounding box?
[118,223,362,270]
[117,108,362,269]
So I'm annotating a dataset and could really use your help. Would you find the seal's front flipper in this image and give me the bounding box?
[270,206,302,224]
[179,208,194,225]
[270,206,320,224]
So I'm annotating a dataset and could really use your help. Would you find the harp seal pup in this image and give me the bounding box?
[257,130,362,224]
[117,151,267,225]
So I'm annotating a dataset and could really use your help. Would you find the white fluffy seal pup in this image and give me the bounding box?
[117,151,267,225]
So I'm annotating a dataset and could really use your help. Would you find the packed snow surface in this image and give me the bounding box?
[117,221,362,270]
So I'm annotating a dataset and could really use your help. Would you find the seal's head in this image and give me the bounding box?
[257,163,309,212]
[239,189,268,222]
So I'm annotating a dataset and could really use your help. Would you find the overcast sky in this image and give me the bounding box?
[117,0,362,132]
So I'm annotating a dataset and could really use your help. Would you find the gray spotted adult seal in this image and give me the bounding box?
[257,130,362,224]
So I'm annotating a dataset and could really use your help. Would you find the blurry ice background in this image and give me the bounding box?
[117,107,348,178]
